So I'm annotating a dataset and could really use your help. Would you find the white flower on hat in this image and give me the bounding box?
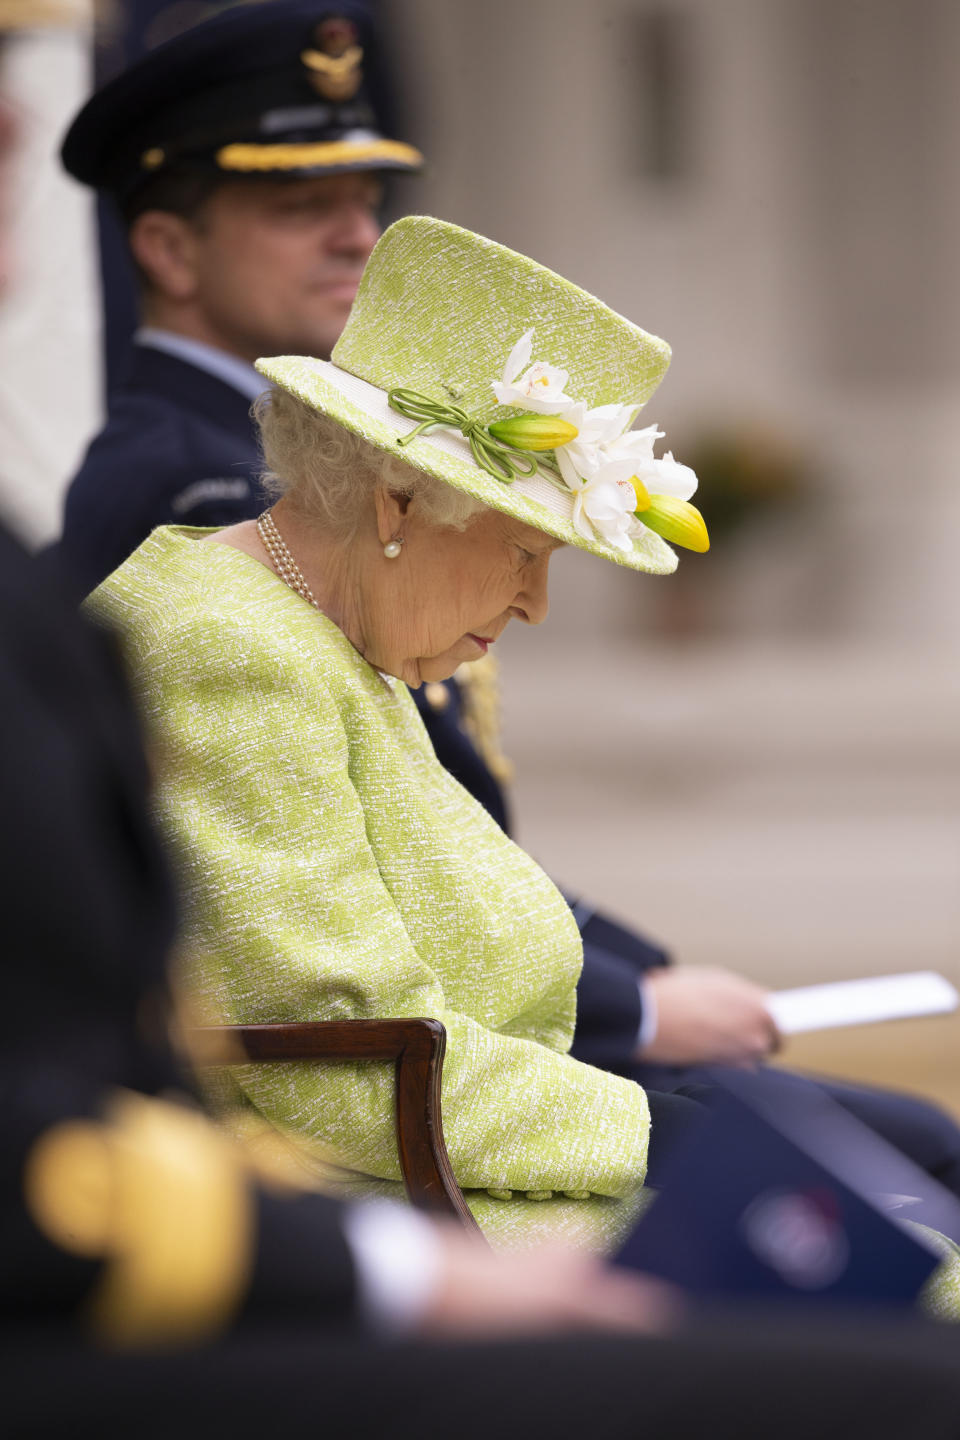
[565,457,642,554]
[484,329,708,553]
[647,450,700,502]
[492,330,575,414]
[601,421,664,467]
[553,401,635,489]
[606,430,699,503]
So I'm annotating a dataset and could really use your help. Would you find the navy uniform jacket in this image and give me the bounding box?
[59,346,265,597]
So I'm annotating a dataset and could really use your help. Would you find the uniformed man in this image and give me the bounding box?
[57,0,421,594]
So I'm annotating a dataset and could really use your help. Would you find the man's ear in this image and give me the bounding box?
[128,210,203,302]
[373,486,412,544]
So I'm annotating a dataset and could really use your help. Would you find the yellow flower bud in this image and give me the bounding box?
[629,475,651,511]
[638,495,710,552]
[488,413,579,452]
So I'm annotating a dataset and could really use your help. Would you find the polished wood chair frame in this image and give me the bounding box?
[196,1018,480,1233]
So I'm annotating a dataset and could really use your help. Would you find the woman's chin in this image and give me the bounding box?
[416,649,480,685]
[385,637,493,688]
[414,660,463,686]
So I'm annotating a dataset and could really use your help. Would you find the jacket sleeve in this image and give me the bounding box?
[59,407,262,598]
[144,612,650,1204]
[409,687,668,1072]
[568,900,672,1069]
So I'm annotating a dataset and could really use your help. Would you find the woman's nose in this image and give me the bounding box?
[515,557,551,625]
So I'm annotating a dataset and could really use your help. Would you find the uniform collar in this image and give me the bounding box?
[134,328,265,402]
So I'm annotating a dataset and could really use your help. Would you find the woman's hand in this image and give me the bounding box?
[420,1226,681,1337]
[639,966,781,1066]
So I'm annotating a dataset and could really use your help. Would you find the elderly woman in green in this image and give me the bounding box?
[86,218,960,1302]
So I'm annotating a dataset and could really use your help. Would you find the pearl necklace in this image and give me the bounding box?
[255,509,397,693]
[256,509,319,610]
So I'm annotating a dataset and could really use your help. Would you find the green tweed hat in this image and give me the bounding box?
[256,216,707,573]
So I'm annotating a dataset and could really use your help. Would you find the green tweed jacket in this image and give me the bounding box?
[90,527,652,1252]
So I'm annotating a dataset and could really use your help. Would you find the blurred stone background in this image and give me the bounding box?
[2,0,958,1109]
[394,0,960,1112]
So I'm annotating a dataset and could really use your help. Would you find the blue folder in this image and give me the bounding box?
[616,1069,960,1307]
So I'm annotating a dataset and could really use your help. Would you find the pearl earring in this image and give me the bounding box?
[383,536,404,559]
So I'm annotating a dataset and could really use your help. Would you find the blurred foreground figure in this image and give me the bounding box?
[58,0,421,592]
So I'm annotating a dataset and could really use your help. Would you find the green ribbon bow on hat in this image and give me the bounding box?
[387,388,541,484]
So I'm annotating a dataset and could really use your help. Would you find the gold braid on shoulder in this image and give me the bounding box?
[0,0,89,28]
[24,1091,254,1347]
[455,654,515,787]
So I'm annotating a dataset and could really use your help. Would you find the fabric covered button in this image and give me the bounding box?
[486,1188,512,1200]
[563,1190,592,1200]
[525,1190,553,1201]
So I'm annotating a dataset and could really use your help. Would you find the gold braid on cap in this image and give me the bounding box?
[216,137,423,172]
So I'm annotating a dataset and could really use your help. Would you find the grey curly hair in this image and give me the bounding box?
[254,387,487,539]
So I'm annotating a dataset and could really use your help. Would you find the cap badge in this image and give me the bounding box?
[301,17,363,102]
